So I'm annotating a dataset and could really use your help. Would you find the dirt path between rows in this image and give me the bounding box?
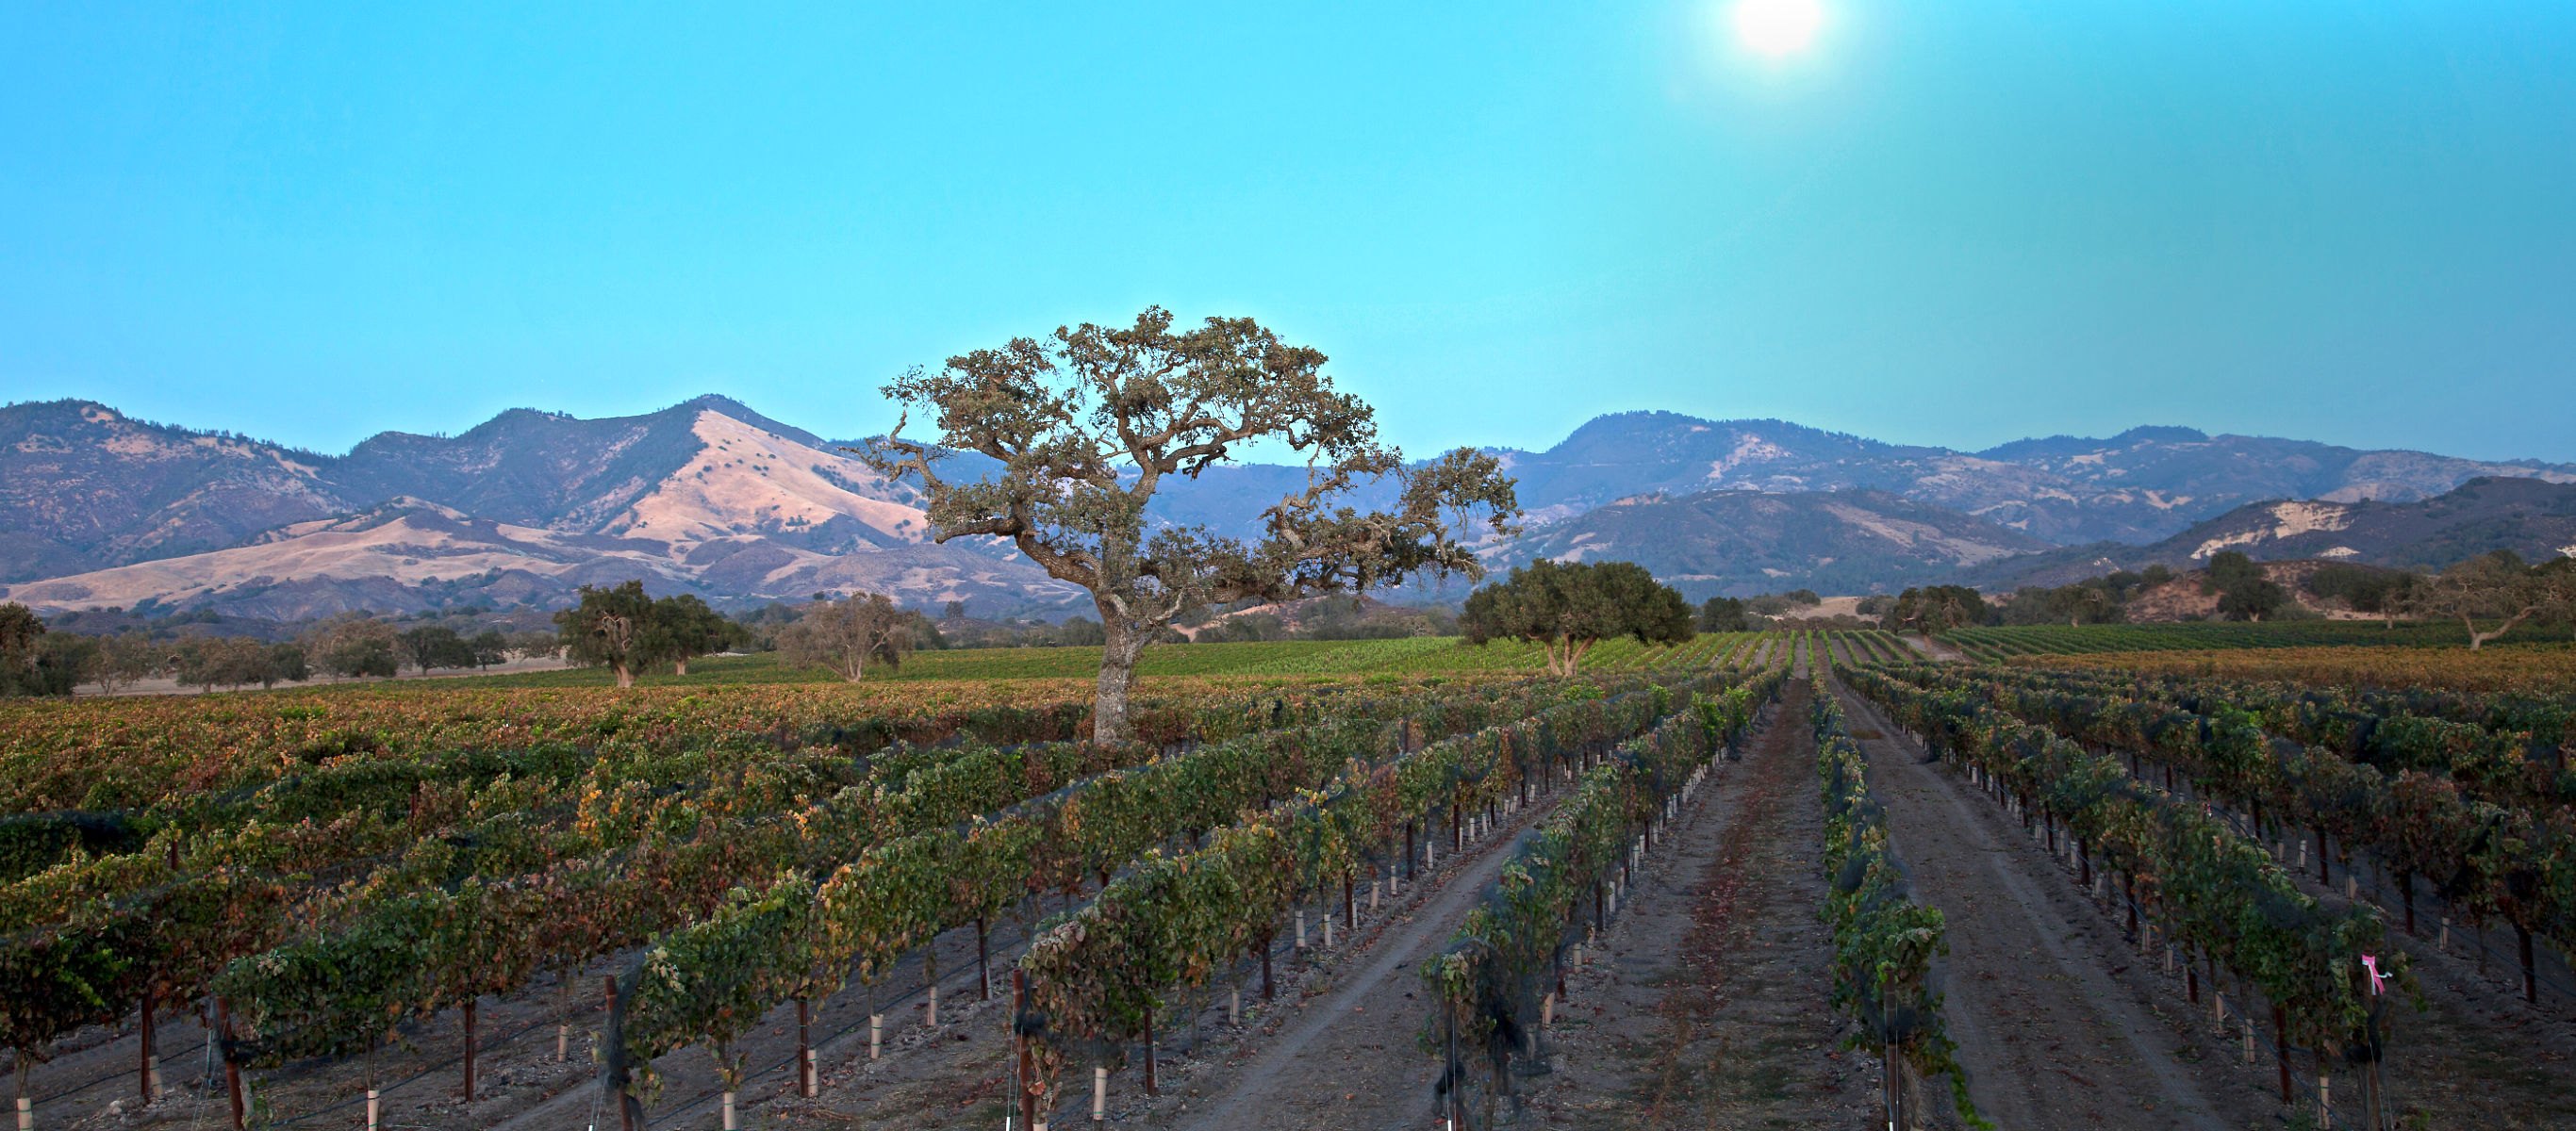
[1155,801,1558,1131]
[1527,677,1877,1129]
[1829,680,2269,1131]
[751,773,1574,1131]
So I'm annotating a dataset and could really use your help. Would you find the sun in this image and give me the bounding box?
[1732,0,1824,57]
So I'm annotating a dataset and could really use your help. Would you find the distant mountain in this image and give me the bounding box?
[1493,487,2052,599]
[1482,414,2576,546]
[5,395,2573,616]
[0,398,1082,617]
[1955,477,2576,590]
[0,401,342,582]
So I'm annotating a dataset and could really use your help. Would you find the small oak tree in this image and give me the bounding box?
[1698,596,1750,632]
[305,615,400,680]
[648,594,748,676]
[2202,549,2289,621]
[555,581,656,688]
[864,307,1518,742]
[1885,585,1989,635]
[777,592,916,681]
[1460,560,1693,676]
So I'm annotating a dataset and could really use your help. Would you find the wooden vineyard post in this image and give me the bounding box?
[2519,925,2538,1004]
[2317,828,2330,885]
[1345,873,1356,931]
[798,997,815,1098]
[139,985,156,1106]
[462,1000,477,1100]
[219,997,245,1131]
[1143,1008,1158,1097]
[1260,934,1275,1001]
[1014,972,1037,1131]
[979,917,993,1002]
[1405,823,1416,881]
[603,976,632,1131]
[2272,1003,2291,1105]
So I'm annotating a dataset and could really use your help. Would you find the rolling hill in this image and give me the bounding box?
[5,395,2573,616]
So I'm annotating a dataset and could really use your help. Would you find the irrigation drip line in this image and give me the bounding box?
[267,1005,572,1125]
[30,1031,211,1107]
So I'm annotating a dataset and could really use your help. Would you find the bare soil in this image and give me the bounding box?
[1524,677,1879,1130]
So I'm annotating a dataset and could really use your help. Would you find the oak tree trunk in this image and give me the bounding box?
[1092,612,1155,745]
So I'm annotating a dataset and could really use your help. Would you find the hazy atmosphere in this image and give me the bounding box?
[5,2,2572,459]
[8,7,2576,1131]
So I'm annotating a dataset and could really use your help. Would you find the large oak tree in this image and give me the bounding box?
[863,307,1518,742]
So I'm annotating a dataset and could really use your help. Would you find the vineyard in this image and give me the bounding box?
[9,624,2575,1130]
[0,630,1804,1131]
[2014,644,2576,697]
[1937,619,2576,662]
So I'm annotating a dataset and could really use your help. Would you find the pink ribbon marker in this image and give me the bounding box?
[2362,954,2385,995]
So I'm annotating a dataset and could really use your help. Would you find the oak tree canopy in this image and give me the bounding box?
[1459,559,1693,676]
[864,306,1519,742]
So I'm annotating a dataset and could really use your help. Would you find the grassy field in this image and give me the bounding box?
[322,631,1778,692]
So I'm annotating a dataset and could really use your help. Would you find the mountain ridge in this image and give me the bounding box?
[7,395,2573,616]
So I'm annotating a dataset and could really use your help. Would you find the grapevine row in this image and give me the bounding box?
[1882,660,2576,981]
[1841,664,2400,1054]
[1416,666,1787,1125]
[1808,671,1983,1128]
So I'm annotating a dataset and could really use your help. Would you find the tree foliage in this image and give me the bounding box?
[2201,549,2289,621]
[1459,559,1693,676]
[1883,585,1990,634]
[1697,596,1750,632]
[647,594,749,676]
[863,306,1518,741]
[2399,550,2576,649]
[554,582,658,688]
[775,593,917,681]
[305,615,400,680]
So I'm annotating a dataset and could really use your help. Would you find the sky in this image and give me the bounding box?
[3,1,2572,463]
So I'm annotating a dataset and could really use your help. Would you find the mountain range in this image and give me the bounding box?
[4,396,2572,619]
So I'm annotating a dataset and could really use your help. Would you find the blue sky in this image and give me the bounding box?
[3,2,2571,462]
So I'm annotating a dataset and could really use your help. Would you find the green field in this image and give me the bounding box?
[371,631,1785,691]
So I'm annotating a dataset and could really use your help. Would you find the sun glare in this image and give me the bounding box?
[1732,0,1824,57]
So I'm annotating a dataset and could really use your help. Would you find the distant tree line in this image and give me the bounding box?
[0,602,564,697]
[1869,549,2576,644]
